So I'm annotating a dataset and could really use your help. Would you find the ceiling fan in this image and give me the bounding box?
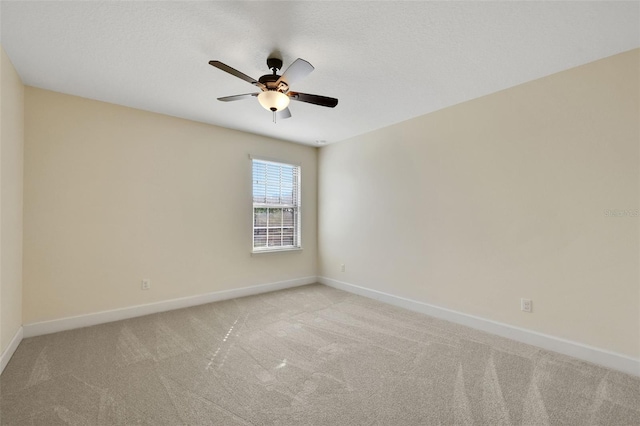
[209,57,338,120]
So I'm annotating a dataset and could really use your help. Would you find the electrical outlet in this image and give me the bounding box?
[521,298,532,313]
[340,264,346,272]
[141,279,151,290]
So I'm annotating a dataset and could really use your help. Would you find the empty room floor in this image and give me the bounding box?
[1,284,638,425]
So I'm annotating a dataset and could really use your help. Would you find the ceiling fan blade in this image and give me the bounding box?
[277,58,314,86]
[209,61,264,89]
[277,108,292,119]
[288,92,338,108]
[217,93,259,102]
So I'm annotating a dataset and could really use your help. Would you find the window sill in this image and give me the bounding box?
[251,247,303,256]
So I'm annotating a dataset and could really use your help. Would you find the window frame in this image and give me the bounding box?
[250,156,302,254]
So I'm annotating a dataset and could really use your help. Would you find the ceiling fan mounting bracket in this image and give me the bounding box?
[266,57,283,73]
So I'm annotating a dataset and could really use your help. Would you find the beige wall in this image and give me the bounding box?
[23,88,317,324]
[12,48,640,360]
[318,49,640,358]
[1,45,24,353]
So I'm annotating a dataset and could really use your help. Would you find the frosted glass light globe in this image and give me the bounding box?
[258,91,290,112]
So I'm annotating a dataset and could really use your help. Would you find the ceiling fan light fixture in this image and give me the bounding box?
[258,90,290,112]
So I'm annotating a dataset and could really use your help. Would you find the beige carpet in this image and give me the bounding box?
[1,284,639,425]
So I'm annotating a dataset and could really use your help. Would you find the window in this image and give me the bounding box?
[252,158,301,252]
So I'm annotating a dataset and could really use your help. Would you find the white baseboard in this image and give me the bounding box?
[1,326,23,375]
[23,276,317,338]
[319,276,640,377]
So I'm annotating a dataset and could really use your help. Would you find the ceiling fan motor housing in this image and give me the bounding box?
[258,73,288,92]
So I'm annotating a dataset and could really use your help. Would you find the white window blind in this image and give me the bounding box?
[252,158,301,251]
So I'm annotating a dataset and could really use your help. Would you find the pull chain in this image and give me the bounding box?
[273,110,277,124]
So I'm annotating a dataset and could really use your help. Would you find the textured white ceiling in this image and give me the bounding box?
[1,1,638,146]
